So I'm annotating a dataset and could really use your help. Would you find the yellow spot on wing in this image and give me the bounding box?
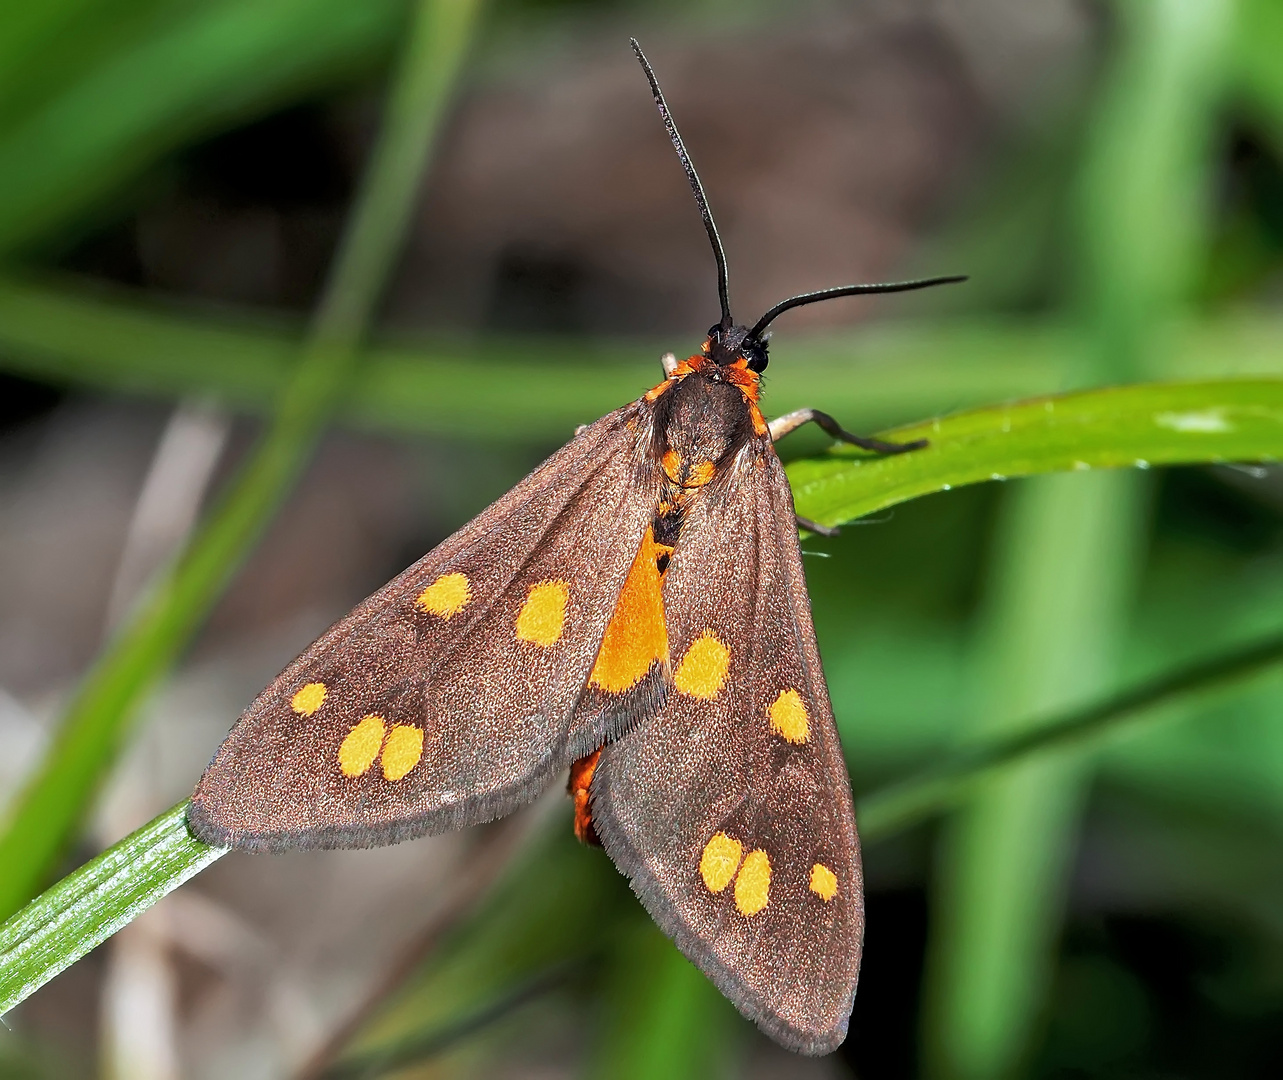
[417,572,471,618]
[515,580,569,646]
[590,528,668,692]
[338,715,385,777]
[291,682,327,716]
[700,832,743,893]
[381,724,424,781]
[810,863,838,902]
[674,631,730,700]
[735,849,771,916]
[769,688,810,744]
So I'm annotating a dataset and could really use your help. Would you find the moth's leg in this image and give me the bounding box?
[768,408,927,455]
[772,408,925,535]
[794,514,839,538]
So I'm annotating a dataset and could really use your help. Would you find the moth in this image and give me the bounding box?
[188,40,961,1055]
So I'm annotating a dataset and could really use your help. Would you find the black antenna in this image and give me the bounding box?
[748,276,968,341]
[631,39,732,331]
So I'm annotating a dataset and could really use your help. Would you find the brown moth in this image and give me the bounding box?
[188,39,962,1055]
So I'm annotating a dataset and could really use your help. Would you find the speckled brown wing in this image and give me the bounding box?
[589,438,863,1056]
[189,401,664,852]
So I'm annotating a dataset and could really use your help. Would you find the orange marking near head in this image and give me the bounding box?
[589,527,668,693]
[568,748,602,844]
[644,380,672,403]
[723,357,761,404]
[644,358,696,401]
[749,402,769,437]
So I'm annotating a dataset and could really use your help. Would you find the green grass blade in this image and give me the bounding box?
[921,1,1235,1074]
[2,277,1282,439]
[1233,0,1283,146]
[0,804,221,1015]
[588,926,734,1080]
[859,631,1283,840]
[0,0,483,922]
[786,378,1282,527]
[0,0,409,256]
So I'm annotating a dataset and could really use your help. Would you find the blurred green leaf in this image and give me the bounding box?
[0,0,484,922]
[587,922,736,1080]
[0,0,412,256]
[858,630,1283,840]
[924,0,1237,1074]
[1233,0,1283,147]
[788,378,1283,528]
[2,275,1282,439]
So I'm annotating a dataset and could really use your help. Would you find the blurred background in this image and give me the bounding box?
[0,0,1281,1077]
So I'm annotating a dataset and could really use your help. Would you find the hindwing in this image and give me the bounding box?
[589,439,863,1055]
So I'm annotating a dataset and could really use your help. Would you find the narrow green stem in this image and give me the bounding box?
[859,631,1283,840]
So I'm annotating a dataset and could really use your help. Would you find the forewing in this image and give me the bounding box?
[190,402,663,851]
[590,441,863,1055]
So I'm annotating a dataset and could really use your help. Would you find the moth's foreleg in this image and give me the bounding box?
[794,514,840,537]
[771,408,926,535]
[767,407,927,455]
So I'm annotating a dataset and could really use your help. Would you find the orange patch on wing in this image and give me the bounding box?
[515,580,569,646]
[417,572,471,618]
[769,688,810,744]
[589,527,669,693]
[568,748,602,845]
[661,449,682,482]
[700,832,743,893]
[687,460,716,486]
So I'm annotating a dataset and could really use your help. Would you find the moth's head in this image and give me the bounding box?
[628,41,963,381]
[705,322,769,373]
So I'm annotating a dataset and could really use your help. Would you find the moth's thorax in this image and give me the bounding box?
[644,348,769,484]
[662,369,749,479]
